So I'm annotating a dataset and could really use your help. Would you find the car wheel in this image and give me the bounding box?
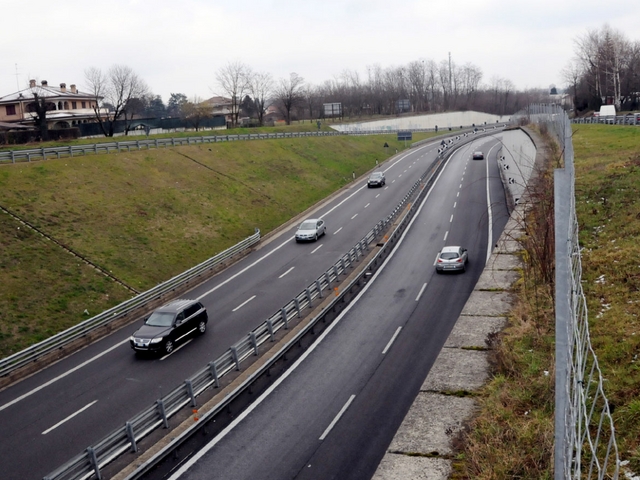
[164,339,174,354]
[436,269,442,275]
[197,320,207,335]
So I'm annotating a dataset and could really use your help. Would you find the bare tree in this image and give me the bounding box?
[274,73,305,125]
[215,61,251,127]
[248,71,273,126]
[85,65,149,137]
[180,96,212,132]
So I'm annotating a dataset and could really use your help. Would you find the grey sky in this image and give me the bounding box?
[2,0,638,103]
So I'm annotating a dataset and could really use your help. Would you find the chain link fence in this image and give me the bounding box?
[513,105,620,479]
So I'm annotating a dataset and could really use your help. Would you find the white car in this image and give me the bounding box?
[295,218,326,242]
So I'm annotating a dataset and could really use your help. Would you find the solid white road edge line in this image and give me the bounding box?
[42,400,98,435]
[168,142,457,480]
[319,394,356,441]
[382,327,403,355]
[486,142,499,264]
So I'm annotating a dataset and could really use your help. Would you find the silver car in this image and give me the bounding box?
[435,246,468,273]
[295,218,326,242]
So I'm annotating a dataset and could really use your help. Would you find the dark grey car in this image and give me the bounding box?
[130,299,208,355]
[367,171,386,187]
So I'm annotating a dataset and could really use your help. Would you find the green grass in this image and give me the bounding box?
[0,132,435,358]
[572,124,640,471]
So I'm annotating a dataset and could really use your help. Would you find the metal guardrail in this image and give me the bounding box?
[513,105,619,479]
[41,127,504,480]
[571,114,639,126]
[0,231,261,379]
[0,131,343,164]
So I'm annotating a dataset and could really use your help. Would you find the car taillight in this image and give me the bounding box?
[457,258,463,262]
[437,258,443,263]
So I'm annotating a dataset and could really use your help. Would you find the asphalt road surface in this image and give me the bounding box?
[164,135,510,480]
[0,133,506,480]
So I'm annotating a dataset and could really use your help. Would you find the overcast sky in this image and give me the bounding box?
[2,0,638,103]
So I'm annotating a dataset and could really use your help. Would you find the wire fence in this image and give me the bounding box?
[513,104,619,479]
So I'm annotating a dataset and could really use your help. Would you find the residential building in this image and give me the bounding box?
[0,79,104,129]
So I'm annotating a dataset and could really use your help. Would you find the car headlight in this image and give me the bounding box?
[150,337,163,344]
[129,336,135,342]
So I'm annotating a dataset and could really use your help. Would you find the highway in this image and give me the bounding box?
[0,133,504,480]
[159,134,510,479]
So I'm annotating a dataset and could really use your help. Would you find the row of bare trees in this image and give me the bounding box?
[213,57,551,127]
[563,24,640,113]
[81,55,554,136]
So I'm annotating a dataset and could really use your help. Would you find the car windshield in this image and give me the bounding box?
[146,311,175,327]
[440,252,460,260]
[299,221,316,230]
[370,173,382,179]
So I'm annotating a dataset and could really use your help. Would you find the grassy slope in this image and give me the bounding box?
[572,125,640,469]
[454,124,640,478]
[0,132,434,358]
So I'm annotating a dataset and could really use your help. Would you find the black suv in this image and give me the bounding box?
[130,299,208,355]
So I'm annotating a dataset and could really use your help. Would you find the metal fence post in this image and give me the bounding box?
[157,399,169,428]
[86,447,102,480]
[208,361,220,388]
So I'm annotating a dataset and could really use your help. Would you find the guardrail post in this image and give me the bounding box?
[230,346,240,370]
[185,379,196,407]
[294,298,301,318]
[157,399,170,428]
[281,307,289,329]
[86,446,102,480]
[340,258,346,273]
[315,279,323,298]
[325,271,332,288]
[69,146,73,157]
[126,421,138,453]
[250,332,259,355]
[41,147,46,160]
[27,153,31,162]
[208,361,220,388]
[266,319,275,341]
[305,288,313,308]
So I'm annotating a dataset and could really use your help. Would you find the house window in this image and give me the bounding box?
[72,101,77,109]
[5,105,16,115]
[82,101,86,109]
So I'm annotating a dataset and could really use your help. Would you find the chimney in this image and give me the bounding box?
[29,79,36,88]
[70,84,77,94]
[41,80,48,86]
[60,83,66,92]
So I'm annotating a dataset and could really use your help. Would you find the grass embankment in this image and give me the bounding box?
[0,132,436,358]
[452,124,640,478]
